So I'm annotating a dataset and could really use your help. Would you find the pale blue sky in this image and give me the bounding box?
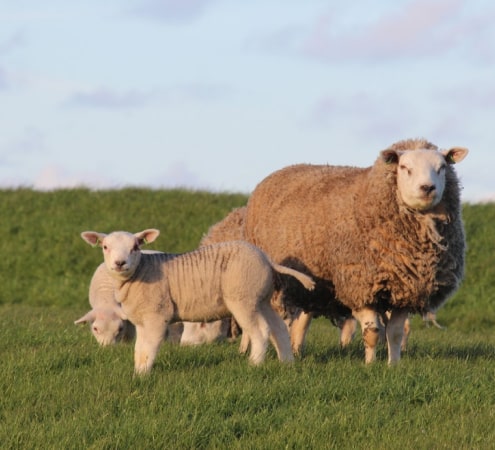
[0,0,493,201]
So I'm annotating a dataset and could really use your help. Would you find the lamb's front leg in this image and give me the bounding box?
[386,309,409,365]
[134,320,168,375]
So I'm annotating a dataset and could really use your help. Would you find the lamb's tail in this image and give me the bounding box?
[272,263,315,291]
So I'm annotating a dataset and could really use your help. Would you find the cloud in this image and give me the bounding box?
[130,0,216,23]
[435,85,495,111]
[306,92,413,140]
[151,161,210,190]
[0,127,47,158]
[0,31,27,90]
[65,87,155,109]
[0,31,26,55]
[255,0,495,64]
[32,166,112,190]
[0,67,8,90]
[302,0,466,61]
[64,83,232,109]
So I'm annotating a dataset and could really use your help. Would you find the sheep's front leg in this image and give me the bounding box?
[353,307,380,364]
[134,321,168,375]
[386,309,409,365]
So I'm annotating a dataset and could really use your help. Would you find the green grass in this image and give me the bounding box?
[1,189,495,449]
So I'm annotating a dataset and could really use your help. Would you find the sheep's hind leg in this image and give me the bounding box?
[386,309,409,365]
[353,307,381,364]
[134,321,168,375]
[258,302,294,363]
[289,310,313,356]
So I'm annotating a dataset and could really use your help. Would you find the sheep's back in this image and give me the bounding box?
[199,207,246,247]
[245,164,365,276]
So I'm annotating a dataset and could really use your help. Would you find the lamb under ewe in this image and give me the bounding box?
[180,319,232,346]
[244,138,468,364]
[80,229,315,374]
[74,262,134,346]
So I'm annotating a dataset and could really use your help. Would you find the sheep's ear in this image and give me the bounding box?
[74,310,96,325]
[81,231,106,248]
[442,147,469,165]
[380,149,401,165]
[135,229,160,246]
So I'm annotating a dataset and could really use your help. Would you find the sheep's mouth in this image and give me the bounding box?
[411,194,440,211]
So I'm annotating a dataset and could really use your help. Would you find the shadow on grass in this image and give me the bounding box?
[302,340,495,365]
[405,341,495,362]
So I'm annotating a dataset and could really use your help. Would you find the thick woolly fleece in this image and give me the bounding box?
[244,139,465,318]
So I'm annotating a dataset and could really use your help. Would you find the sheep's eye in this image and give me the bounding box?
[103,245,108,251]
[399,165,411,175]
[437,164,446,174]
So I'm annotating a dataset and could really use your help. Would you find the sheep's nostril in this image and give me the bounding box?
[420,184,435,194]
[115,260,126,268]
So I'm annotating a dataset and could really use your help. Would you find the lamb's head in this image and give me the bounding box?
[75,307,128,346]
[381,146,468,211]
[81,229,160,280]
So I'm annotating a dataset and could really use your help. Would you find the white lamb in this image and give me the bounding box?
[74,262,133,346]
[75,251,231,347]
[80,229,315,374]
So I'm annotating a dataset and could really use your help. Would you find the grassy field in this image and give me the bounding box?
[1,189,494,449]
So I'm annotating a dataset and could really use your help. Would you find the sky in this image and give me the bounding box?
[0,0,493,202]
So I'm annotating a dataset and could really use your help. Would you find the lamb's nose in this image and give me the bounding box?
[420,184,435,194]
[115,260,126,268]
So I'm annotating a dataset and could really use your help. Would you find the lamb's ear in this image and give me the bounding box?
[81,231,106,248]
[135,229,160,246]
[74,310,96,325]
[114,306,128,321]
[443,147,469,165]
[380,149,402,165]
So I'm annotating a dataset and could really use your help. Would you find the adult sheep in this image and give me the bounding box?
[80,229,315,374]
[244,138,468,364]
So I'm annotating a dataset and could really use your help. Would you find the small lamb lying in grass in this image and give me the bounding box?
[80,228,315,374]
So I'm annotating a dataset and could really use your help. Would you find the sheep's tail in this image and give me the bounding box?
[272,263,315,291]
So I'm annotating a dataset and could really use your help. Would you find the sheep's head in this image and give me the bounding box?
[74,307,129,346]
[381,147,468,211]
[81,229,160,280]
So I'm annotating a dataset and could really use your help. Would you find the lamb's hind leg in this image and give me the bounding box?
[227,301,269,365]
[386,309,409,365]
[258,302,294,363]
[353,307,380,364]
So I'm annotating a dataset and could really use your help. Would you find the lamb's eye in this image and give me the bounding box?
[103,245,108,251]
[399,165,411,175]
